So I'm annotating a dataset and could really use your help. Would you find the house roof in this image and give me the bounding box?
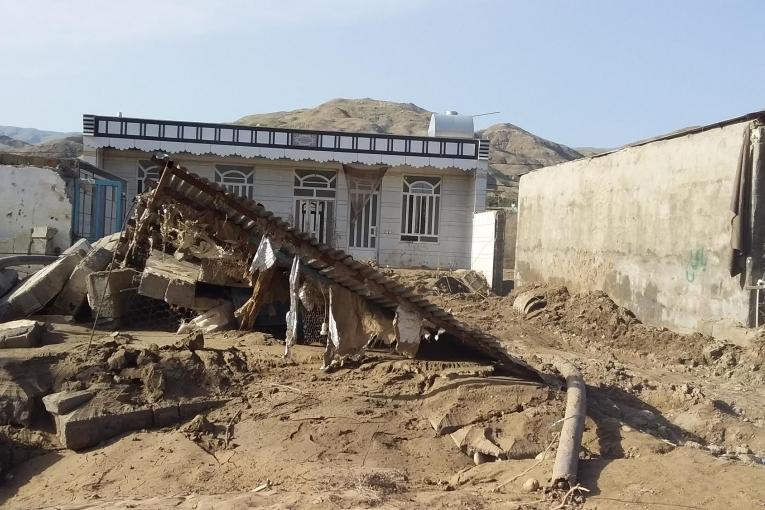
[83,114,490,172]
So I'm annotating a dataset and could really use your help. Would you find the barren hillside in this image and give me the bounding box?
[236,98,583,205]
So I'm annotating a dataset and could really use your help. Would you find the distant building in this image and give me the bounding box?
[82,112,492,270]
[515,110,765,342]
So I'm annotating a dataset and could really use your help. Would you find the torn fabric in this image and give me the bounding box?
[729,123,754,277]
[284,256,301,357]
[250,236,277,274]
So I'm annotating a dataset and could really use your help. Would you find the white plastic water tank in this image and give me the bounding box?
[427,111,475,139]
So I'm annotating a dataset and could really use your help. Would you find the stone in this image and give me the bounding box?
[176,331,204,351]
[0,380,34,426]
[42,390,93,415]
[702,340,728,363]
[522,478,540,492]
[473,451,489,465]
[141,364,165,402]
[0,251,83,320]
[734,445,752,455]
[107,349,129,371]
[707,444,724,456]
[0,269,18,298]
[50,247,114,315]
[684,440,704,449]
[0,319,45,348]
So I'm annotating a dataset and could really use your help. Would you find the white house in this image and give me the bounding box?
[81,112,491,269]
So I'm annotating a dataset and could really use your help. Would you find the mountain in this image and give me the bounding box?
[236,98,583,206]
[237,98,432,136]
[0,126,80,145]
[0,135,31,152]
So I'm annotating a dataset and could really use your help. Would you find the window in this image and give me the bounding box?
[401,176,441,242]
[215,165,255,199]
[294,170,337,245]
[137,160,161,193]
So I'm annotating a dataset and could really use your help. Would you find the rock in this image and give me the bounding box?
[182,414,214,436]
[107,349,128,371]
[0,380,34,426]
[141,364,165,402]
[684,440,703,449]
[177,331,205,351]
[707,444,724,456]
[42,390,93,415]
[734,445,752,455]
[473,451,489,465]
[0,319,45,348]
[522,478,540,492]
[738,453,759,464]
[702,340,728,364]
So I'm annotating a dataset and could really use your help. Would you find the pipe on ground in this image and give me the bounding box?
[550,357,586,489]
[0,255,57,270]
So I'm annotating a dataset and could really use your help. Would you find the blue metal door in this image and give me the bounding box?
[72,177,124,242]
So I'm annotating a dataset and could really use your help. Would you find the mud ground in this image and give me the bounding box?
[0,271,764,509]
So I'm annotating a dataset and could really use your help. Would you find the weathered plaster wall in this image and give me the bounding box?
[0,164,72,253]
[515,122,754,335]
[97,150,478,269]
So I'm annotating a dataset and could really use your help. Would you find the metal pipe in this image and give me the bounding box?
[0,255,57,270]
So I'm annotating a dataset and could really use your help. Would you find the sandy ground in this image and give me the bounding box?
[1,273,764,509]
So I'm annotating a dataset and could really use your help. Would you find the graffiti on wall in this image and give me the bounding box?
[685,248,707,282]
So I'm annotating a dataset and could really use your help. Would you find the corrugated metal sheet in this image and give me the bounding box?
[153,159,538,378]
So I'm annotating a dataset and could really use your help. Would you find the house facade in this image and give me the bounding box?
[81,113,490,269]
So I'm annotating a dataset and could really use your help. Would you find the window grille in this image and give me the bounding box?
[137,160,161,193]
[401,176,441,242]
[215,165,255,199]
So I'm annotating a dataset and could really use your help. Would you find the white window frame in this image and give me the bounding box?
[215,165,255,199]
[401,175,441,243]
[293,169,337,245]
[137,160,162,193]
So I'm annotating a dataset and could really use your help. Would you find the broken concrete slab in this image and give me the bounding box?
[54,404,154,450]
[50,247,114,315]
[51,398,229,450]
[86,268,140,319]
[29,226,57,255]
[62,238,93,256]
[0,251,84,320]
[0,229,32,255]
[0,319,45,348]
[42,390,93,415]
[138,251,199,308]
[0,269,18,298]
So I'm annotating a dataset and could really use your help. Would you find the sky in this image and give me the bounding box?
[1,0,763,148]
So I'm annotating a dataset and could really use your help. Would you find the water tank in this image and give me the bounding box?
[428,111,475,139]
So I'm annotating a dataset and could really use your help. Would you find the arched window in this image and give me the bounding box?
[137,160,161,193]
[401,176,441,242]
[215,165,255,199]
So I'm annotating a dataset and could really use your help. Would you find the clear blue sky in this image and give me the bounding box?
[1,0,763,148]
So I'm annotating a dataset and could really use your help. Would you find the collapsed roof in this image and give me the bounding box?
[120,158,539,379]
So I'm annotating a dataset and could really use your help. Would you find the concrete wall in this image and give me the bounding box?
[470,210,505,292]
[516,121,757,335]
[96,150,480,269]
[0,164,72,253]
[501,208,518,277]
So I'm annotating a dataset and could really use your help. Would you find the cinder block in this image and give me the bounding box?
[0,319,45,348]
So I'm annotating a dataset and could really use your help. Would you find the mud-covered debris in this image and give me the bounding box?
[176,331,204,351]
